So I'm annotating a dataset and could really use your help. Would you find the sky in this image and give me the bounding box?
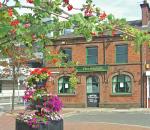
[6,0,150,21]
[70,0,150,21]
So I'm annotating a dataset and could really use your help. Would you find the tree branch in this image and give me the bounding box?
[0,4,70,19]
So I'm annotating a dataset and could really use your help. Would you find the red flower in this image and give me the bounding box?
[91,32,96,36]
[0,2,2,8]
[112,30,116,36]
[26,0,34,3]
[52,58,58,64]
[10,29,16,34]
[10,20,19,27]
[67,4,73,11]
[8,8,13,17]
[63,0,69,4]
[41,68,48,73]
[52,50,58,55]
[99,12,107,20]
[24,23,30,28]
[32,34,36,41]
[30,70,35,75]
[37,70,42,75]
[30,68,39,75]
[84,9,92,17]
[47,71,51,76]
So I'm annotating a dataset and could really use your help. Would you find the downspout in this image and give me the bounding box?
[140,45,144,108]
[147,76,149,108]
[103,39,106,65]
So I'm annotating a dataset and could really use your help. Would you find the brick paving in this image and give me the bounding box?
[0,108,150,130]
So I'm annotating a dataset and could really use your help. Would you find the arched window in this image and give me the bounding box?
[58,76,75,94]
[112,74,131,94]
[87,76,99,94]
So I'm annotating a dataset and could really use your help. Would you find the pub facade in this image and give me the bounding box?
[45,1,150,108]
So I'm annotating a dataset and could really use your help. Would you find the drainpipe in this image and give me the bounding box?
[147,76,149,108]
[103,39,106,65]
[140,45,144,108]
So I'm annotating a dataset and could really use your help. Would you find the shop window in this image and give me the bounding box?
[116,45,128,63]
[61,48,72,63]
[112,74,131,94]
[86,47,98,64]
[87,76,99,93]
[58,76,75,94]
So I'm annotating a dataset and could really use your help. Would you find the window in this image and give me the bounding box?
[116,45,128,63]
[61,48,72,63]
[112,74,131,94]
[86,47,98,64]
[87,76,99,93]
[58,76,75,94]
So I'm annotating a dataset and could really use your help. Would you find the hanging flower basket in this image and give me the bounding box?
[27,68,51,88]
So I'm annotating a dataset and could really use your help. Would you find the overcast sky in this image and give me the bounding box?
[7,0,150,21]
[70,0,150,21]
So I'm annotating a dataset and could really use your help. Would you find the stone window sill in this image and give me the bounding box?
[58,93,76,96]
[110,93,132,96]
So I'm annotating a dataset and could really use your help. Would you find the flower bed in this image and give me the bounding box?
[16,68,63,130]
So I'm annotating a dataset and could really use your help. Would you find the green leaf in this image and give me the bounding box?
[34,0,41,6]
[15,1,21,7]
[107,14,114,21]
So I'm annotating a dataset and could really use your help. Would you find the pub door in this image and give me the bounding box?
[86,76,100,107]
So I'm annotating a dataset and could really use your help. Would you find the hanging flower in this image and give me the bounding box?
[22,88,35,102]
[0,2,2,8]
[67,4,73,11]
[26,0,34,4]
[63,0,69,4]
[8,8,13,17]
[24,23,31,28]
[10,20,20,27]
[28,68,51,87]
[99,12,107,20]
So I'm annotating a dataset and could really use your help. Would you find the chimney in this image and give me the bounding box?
[140,0,150,26]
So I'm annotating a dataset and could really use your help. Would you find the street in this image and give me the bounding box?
[1,108,150,130]
[64,110,150,129]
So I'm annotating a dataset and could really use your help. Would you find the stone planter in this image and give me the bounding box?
[16,119,63,130]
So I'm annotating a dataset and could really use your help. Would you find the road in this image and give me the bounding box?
[64,111,150,128]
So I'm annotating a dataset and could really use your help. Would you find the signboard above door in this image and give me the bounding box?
[76,65,108,73]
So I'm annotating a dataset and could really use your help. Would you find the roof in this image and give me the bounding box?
[51,19,149,41]
[128,20,142,27]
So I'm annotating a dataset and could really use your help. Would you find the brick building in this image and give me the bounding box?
[46,1,150,108]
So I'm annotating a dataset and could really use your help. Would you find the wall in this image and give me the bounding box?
[46,36,143,108]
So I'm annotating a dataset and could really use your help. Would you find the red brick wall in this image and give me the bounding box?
[46,38,144,108]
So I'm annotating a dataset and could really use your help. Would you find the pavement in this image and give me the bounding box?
[1,107,150,130]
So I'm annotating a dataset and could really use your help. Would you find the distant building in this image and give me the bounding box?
[45,1,150,108]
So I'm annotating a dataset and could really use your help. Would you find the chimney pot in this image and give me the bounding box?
[140,1,150,26]
[144,0,147,4]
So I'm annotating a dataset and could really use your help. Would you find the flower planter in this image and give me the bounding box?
[36,79,47,88]
[16,119,63,130]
